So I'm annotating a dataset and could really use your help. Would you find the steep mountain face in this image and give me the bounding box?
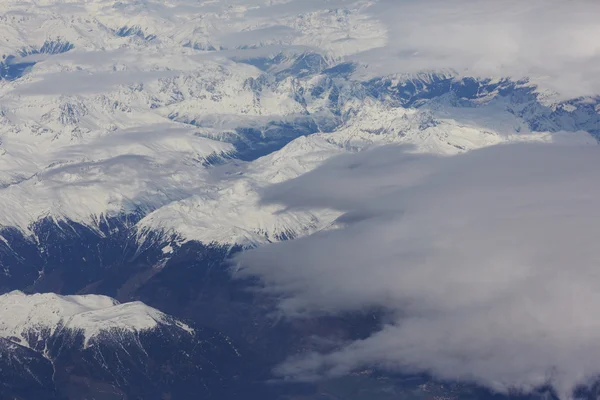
[0,220,391,399]
[0,338,58,400]
[0,216,368,364]
[0,291,267,400]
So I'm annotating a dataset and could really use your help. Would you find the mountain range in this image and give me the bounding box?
[0,1,598,399]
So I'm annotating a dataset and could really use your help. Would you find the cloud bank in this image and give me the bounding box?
[235,143,600,398]
[349,0,600,98]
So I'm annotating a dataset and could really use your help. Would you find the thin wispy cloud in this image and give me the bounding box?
[236,142,600,399]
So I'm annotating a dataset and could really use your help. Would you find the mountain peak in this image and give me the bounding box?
[0,291,192,348]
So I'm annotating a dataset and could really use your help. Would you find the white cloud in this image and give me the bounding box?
[235,142,600,399]
[353,0,600,98]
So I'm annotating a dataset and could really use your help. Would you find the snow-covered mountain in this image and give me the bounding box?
[0,291,266,400]
[0,1,599,399]
[0,0,597,248]
[0,291,192,348]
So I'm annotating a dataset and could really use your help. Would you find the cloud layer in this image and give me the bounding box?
[348,0,600,98]
[235,143,600,398]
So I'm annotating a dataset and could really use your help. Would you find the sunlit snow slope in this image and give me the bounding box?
[0,291,192,348]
